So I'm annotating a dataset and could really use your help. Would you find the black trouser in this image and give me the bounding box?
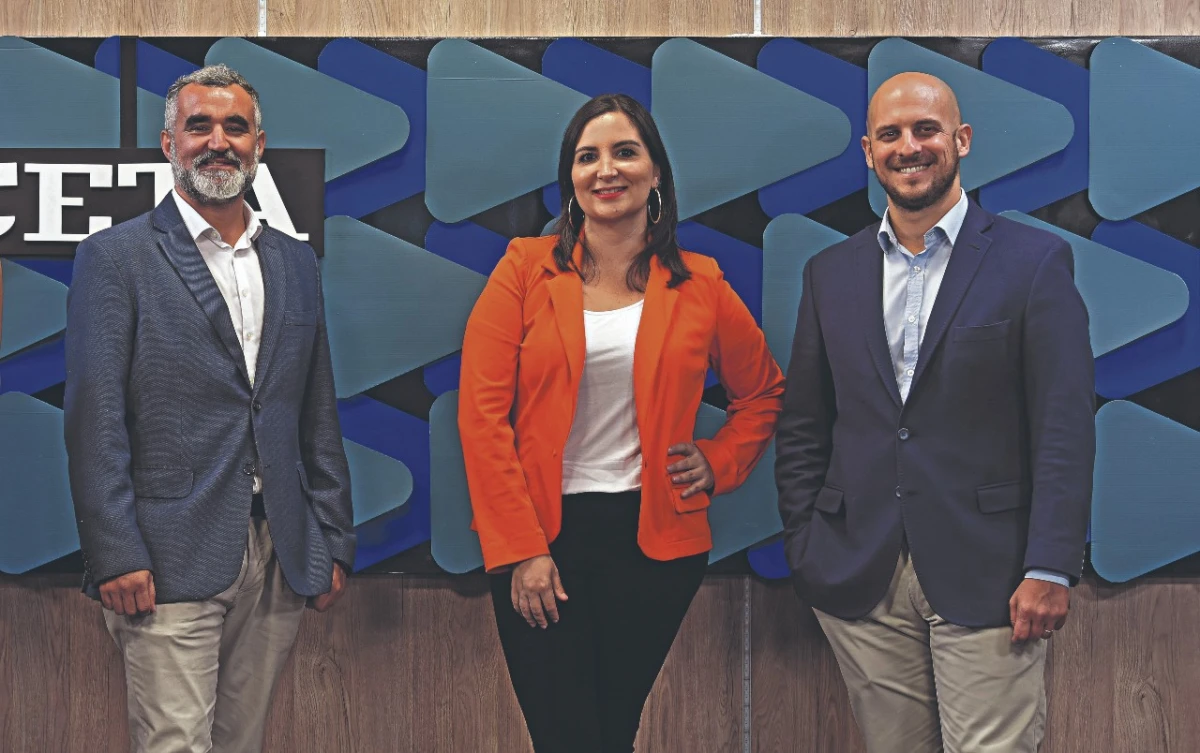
[490,490,708,753]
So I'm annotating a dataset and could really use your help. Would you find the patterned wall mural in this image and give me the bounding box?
[1,35,1198,583]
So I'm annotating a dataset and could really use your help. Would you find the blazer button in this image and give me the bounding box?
[243,463,255,476]
[897,428,910,440]
[253,401,263,412]
[895,487,903,498]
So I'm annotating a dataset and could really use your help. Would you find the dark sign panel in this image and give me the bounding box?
[0,148,324,257]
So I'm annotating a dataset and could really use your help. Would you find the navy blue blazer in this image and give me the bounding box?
[65,195,354,603]
[775,202,1095,628]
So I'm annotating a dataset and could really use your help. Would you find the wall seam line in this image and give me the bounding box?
[258,0,268,36]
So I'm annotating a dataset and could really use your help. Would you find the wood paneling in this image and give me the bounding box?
[750,579,865,753]
[3,0,1199,36]
[264,0,754,37]
[762,0,1200,36]
[8,573,1200,753]
[0,0,257,36]
[1,574,743,753]
[751,575,1200,753]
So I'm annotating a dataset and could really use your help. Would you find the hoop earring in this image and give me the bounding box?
[647,187,663,225]
[567,196,580,231]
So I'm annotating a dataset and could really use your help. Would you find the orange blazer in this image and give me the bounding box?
[458,235,785,572]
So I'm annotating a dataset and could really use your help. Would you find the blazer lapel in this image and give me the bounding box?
[909,202,995,391]
[252,230,286,393]
[633,256,679,407]
[152,197,251,388]
[542,246,585,384]
[857,232,903,408]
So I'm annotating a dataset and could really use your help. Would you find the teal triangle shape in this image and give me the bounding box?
[652,39,851,220]
[0,37,118,147]
[429,391,484,574]
[697,403,781,563]
[322,216,487,398]
[867,38,1074,216]
[425,40,589,223]
[0,260,68,359]
[0,394,78,574]
[1092,401,1200,582]
[1090,38,1200,220]
[344,439,412,526]
[1000,212,1189,357]
[137,87,168,148]
[206,38,410,181]
[762,215,847,372]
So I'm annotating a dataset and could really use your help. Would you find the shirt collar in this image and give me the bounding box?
[877,188,969,255]
[171,189,263,248]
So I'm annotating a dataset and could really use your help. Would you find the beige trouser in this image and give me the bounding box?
[104,518,307,753]
[814,549,1047,753]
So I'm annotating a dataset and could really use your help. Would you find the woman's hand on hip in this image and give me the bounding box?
[511,554,568,629]
[667,443,715,499]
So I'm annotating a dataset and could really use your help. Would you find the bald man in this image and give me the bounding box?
[775,73,1094,752]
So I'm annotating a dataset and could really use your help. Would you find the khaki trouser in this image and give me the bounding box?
[104,518,307,753]
[814,549,1048,753]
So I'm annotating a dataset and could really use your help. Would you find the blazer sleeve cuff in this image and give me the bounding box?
[694,438,738,497]
[481,534,551,574]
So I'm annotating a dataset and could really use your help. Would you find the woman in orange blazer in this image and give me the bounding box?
[459,94,784,753]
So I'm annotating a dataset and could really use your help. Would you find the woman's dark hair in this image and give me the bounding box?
[551,93,690,291]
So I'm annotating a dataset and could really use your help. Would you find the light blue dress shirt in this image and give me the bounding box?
[877,190,1069,589]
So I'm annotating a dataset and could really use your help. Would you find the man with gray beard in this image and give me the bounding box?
[65,64,354,753]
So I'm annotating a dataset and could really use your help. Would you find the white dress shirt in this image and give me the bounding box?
[171,190,265,493]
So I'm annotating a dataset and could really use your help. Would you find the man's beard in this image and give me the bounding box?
[877,152,959,213]
[171,143,258,206]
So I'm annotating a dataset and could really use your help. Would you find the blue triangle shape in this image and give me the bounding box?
[0,37,118,147]
[1000,213,1189,357]
[322,217,486,398]
[0,393,78,573]
[1092,401,1200,582]
[0,260,68,360]
[206,38,410,181]
[867,38,1074,216]
[425,40,589,223]
[652,39,850,220]
[762,215,847,371]
[1090,38,1200,220]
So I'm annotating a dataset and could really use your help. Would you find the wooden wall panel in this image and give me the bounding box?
[762,0,1200,36]
[3,0,1200,37]
[264,0,754,37]
[752,575,1200,753]
[0,0,257,36]
[1,574,743,753]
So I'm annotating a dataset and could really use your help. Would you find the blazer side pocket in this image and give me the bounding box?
[814,485,845,515]
[132,467,194,499]
[671,486,711,513]
[976,481,1026,513]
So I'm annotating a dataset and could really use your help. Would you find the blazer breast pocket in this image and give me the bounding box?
[285,309,317,327]
[951,319,1011,342]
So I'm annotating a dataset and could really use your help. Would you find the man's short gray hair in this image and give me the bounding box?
[163,64,262,133]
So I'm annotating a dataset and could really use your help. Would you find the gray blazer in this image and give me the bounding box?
[65,195,354,603]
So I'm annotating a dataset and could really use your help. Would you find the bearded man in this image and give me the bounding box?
[64,64,354,753]
[775,72,1095,752]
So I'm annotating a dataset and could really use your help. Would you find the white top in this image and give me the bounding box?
[561,299,645,495]
[172,189,265,492]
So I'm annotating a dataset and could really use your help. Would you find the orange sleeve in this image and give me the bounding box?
[458,239,551,571]
[695,258,786,496]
